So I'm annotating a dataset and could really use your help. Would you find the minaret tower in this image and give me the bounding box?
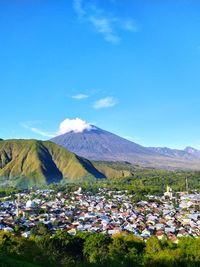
[16,194,20,217]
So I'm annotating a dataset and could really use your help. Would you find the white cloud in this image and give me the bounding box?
[93,97,118,109]
[73,0,85,18]
[72,0,138,44]
[28,128,54,138]
[72,94,89,100]
[120,19,139,32]
[21,123,54,138]
[57,118,93,135]
[89,16,120,43]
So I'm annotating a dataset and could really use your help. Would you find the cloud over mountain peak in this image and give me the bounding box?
[57,118,93,134]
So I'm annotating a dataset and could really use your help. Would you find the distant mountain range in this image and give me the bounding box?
[148,146,200,159]
[51,126,200,171]
[0,139,129,187]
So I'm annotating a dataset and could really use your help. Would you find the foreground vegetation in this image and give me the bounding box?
[0,231,200,267]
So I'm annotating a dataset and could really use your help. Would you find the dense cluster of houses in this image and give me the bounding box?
[0,187,199,242]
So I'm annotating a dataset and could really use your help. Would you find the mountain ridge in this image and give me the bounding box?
[0,139,129,187]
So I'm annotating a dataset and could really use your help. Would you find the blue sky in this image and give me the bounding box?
[1,0,200,149]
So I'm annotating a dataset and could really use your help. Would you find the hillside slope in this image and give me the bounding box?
[0,139,129,187]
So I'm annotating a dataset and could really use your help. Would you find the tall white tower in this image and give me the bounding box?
[16,194,20,217]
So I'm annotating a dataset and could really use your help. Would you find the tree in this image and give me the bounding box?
[109,233,144,266]
[30,223,48,236]
[83,233,111,264]
[178,237,200,266]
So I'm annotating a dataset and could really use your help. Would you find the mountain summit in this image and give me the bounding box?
[51,127,200,170]
[51,126,152,161]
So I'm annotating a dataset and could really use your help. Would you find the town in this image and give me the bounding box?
[0,186,199,242]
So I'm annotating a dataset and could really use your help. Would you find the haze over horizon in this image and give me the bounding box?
[1,0,200,149]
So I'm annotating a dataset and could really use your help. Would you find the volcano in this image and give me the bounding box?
[50,126,200,170]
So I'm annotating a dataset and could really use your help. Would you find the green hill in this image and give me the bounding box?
[0,139,129,187]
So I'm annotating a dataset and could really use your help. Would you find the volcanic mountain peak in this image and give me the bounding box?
[51,125,150,161]
[51,126,200,171]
